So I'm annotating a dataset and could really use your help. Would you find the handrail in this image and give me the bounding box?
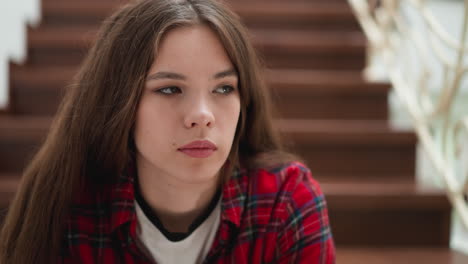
[348,0,468,230]
[0,0,41,109]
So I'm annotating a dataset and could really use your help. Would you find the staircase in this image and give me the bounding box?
[2,0,468,262]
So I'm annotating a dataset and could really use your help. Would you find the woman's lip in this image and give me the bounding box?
[178,148,215,158]
[178,140,217,158]
[178,140,217,150]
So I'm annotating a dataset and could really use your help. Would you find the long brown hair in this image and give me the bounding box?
[0,0,298,262]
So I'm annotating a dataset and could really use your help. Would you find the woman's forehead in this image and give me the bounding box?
[148,24,235,78]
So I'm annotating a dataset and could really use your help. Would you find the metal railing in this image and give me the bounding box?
[348,0,468,229]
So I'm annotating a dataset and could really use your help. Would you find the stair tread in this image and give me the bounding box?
[267,69,390,94]
[28,25,366,53]
[230,1,354,19]
[42,0,127,17]
[0,116,50,141]
[321,179,449,210]
[10,64,389,94]
[0,174,451,246]
[0,116,413,139]
[0,116,409,134]
[0,116,51,130]
[278,119,406,132]
[9,66,389,119]
[251,29,366,53]
[336,247,468,264]
[276,119,416,146]
[42,0,354,20]
[0,117,415,150]
[10,64,78,84]
[324,181,424,194]
[0,175,448,209]
[28,26,96,47]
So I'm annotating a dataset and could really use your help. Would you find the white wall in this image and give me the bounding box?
[0,0,41,109]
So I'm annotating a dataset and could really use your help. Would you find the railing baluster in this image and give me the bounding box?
[348,0,468,230]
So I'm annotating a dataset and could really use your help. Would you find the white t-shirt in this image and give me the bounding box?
[134,197,221,264]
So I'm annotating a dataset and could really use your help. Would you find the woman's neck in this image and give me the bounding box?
[136,165,220,233]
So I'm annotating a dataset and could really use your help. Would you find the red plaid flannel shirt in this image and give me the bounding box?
[60,161,335,263]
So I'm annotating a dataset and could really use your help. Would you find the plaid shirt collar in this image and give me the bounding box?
[108,164,246,234]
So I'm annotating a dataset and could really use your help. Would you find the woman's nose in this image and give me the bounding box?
[183,99,215,129]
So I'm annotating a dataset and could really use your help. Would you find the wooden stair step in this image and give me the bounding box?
[277,119,416,177]
[277,119,415,145]
[231,1,360,31]
[42,0,360,31]
[26,26,366,70]
[251,29,366,70]
[267,69,390,119]
[10,65,389,119]
[9,64,73,116]
[0,116,50,173]
[314,173,415,183]
[322,179,451,246]
[266,69,388,94]
[336,247,468,264]
[322,179,449,210]
[252,29,365,53]
[0,175,451,246]
[0,117,416,179]
[41,0,126,26]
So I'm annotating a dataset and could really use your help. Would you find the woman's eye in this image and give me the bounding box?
[214,85,235,94]
[156,86,181,95]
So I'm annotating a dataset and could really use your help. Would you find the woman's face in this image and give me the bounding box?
[134,24,241,184]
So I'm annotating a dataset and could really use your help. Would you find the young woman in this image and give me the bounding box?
[0,0,335,263]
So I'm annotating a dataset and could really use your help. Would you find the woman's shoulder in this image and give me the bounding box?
[229,161,327,222]
[230,161,333,250]
[245,161,322,197]
[232,163,335,262]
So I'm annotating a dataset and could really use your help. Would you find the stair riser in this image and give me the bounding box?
[11,77,386,120]
[41,15,362,32]
[10,81,64,116]
[12,94,387,120]
[41,0,361,31]
[26,45,366,71]
[273,94,388,120]
[27,48,89,67]
[261,53,365,70]
[297,145,416,177]
[0,132,415,177]
[0,202,450,247]
[329,209,450,246]
[0,141,41,174]
[41,16,109,28]
[0,191,451,247]
[246,20,361,32]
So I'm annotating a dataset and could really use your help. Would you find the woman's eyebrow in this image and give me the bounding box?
[146,72,185,81]
[213,69,238,79]
[146,69,238,81]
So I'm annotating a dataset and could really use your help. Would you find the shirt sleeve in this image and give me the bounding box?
[276,163,336,264]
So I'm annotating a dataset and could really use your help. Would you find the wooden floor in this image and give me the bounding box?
[337,247,468,264]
